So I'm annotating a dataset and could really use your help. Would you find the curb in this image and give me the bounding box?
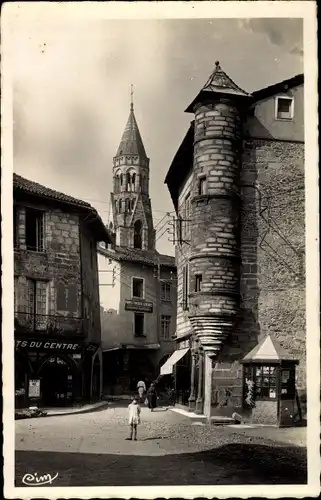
[170,407,236,425]
[45,401,110,417]
[15,401,110,420]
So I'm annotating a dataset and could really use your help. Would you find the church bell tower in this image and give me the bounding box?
[111,87,156,251]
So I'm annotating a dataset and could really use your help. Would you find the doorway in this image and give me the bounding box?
[38,356,75,407]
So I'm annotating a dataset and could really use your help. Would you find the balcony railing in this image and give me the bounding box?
[14,311,87,336]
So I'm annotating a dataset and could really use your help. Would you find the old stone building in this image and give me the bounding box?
[14,174,113,408]
[98,99,177,395]
[164,62,305,425]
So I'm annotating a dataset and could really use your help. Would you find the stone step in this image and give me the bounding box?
[210,416,236,425]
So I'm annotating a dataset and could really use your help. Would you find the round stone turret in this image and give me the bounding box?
[186,62,251,358]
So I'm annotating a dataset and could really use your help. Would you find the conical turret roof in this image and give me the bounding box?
[185,61,251,112]
[116,103,147,158]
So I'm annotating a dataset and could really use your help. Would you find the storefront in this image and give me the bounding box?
[14,337,99,408]
[241,334,300,426]
[160,336,192,406]
[102,345,158,395]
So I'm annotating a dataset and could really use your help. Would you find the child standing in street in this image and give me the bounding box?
[126,396,141,441]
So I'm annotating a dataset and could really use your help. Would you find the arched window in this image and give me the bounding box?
[134,220,142,249]
[115,174,119,193]
[125,199,130,212]
[126,172,131,191]
[131,198,135,211]
[120,173,123,187]
[131,173,136,191]
[118,199,122,213]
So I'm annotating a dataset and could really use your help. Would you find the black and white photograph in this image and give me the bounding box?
[1,2,319,498]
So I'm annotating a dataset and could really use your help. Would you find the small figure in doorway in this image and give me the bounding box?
[167,386,176,407]
[126,396,141,441]
[147,382,157,412]
[136,379,146,403]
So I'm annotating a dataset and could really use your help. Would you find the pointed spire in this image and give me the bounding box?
[185,60,251,113]
[202,60,250,97]
[130,84,134,111]
[116,89,147,158]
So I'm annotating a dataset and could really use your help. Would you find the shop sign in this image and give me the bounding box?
[177,339,189,350]
[15,339,82,353]
[124,299,153,313]
[28,379,41,398]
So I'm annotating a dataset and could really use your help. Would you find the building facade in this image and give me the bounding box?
[164,62,305,425]
[98,99,177,395]
[14,174,113,408]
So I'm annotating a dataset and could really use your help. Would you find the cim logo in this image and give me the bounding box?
[22,472,58,486]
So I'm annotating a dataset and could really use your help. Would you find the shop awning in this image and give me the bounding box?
[160,348,189,376]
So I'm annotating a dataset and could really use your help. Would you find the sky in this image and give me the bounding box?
[11,15,303,257]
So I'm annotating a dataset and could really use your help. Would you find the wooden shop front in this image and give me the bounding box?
[15,337,85,408]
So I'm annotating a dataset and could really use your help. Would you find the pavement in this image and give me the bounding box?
[15,402,307,486]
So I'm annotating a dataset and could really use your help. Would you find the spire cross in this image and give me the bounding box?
[130,84,134,110]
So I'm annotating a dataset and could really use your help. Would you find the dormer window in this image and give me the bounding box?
[198,176,207,196]
[275,96,294,120]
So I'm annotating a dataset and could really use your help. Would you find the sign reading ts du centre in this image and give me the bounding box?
[15,339,82,353]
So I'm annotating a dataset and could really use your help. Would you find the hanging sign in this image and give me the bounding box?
[124,299,153,313]
[177,339,189,350]
[28,379,41,398]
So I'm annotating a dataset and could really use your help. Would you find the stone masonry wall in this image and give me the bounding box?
[188,99,242,356]
[80,221,102,342]
[212,139,305,415]
[14,200,103,342]
[14,202,82,321]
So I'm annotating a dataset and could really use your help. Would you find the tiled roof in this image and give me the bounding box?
[252,73,304,103]
[185,61,251,113]
[242,335,298,363]
[98,245,176,269]
[14,174,91,208]
[115,104,147,158]
[13,173,113,243]
[202,61,250,98]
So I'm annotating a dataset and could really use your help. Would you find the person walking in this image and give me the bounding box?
[136,379,146,403]
[147,382,157,412]
[126,396,141,441]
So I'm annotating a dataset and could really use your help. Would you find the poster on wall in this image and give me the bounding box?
[56,283,77,313]
[28,379,41,398]
[281,370,290,384]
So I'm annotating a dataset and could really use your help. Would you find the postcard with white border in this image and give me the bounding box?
[1,1,320,498]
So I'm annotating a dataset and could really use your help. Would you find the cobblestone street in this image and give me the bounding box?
[15,403,307,486]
